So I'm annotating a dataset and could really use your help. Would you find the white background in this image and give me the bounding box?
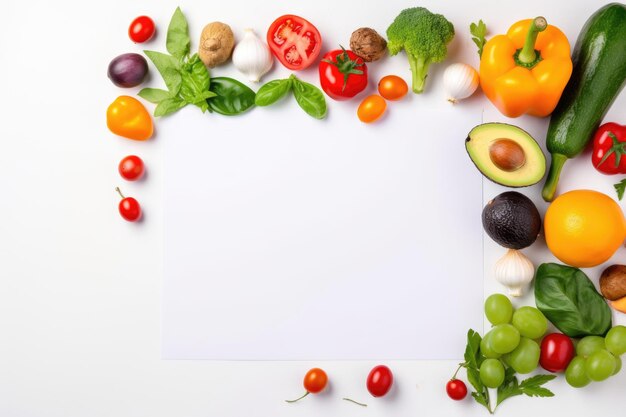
[1,0,625,416]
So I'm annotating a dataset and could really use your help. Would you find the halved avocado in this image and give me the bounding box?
[466,123,546,187]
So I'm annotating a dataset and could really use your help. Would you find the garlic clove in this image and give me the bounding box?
[494,249,535,297]
[232,28,274,83]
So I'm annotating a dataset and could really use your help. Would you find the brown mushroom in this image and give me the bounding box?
[198,22,235,68]
[349,28,387,62]
[599,264,626,301]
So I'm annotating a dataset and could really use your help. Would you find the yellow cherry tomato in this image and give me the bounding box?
[377,75,408,101]
[107,95,153,140]
[357,94,386,123]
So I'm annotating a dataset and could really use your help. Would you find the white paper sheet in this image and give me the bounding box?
[161,1,484,359]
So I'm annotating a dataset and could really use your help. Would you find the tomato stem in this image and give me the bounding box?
[115,187,125,200]
[451,362,466,380]
[285,391,309,403]
[342,398,368,407]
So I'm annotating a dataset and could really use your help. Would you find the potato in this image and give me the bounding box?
[600,264,626,301]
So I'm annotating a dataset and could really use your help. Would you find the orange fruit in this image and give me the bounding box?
[544,189,626,268]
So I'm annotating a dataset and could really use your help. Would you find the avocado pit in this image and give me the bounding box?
[489,138,526,172]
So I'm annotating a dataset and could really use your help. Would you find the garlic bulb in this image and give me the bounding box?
[443,63,479,103]
[232,29,273,82]
[494,249,535,297]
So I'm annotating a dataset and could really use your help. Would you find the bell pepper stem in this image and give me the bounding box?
[518,17,547,64]
[542,153,568,202]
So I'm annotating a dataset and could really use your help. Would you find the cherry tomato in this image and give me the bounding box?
[129,16,156,43]
[116,187,141,222]
[366,365,393,397]
[267,15,322,70]
[357,94,386,123]
[286,368,328,403]
[378,75,408,101]
[446,379,467,400]
[119,155,145,181]
[318,48,367,101]
[540,333,575,373]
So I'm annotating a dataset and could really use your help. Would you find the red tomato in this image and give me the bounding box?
[446,379,467,400]
[378,75,408,101]
[591,122,626,175]
[129,16,156,43]
[318,48,367,100]
[366,365,393,397]
[267,15,322,70]
[357,95,386,123]
[119,155,145,181]
[540,333,575,373]
[116,187,141,222]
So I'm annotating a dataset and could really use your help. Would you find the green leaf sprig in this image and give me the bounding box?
[459,329,556,414]
[255,74,327,119]
[470,20,488,57]
[138,7,255,117]
[614,178,626,200]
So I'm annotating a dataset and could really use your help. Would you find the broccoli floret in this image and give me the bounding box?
[386,7,455,94]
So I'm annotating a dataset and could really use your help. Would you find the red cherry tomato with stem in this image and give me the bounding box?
[116,187,142,222]
[119,155,145,181]
[591,122,626,175]
[446,364,468,400]
[318,48,367,101]
[129,16,156,43]
[286,368,328,403]
[267,15,322,70]
[540,333,575,373]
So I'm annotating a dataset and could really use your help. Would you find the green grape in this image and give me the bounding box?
[480,358,505,388]
[511,306,548,339]
[606,325,626,356]
[577,336,606,358]
[566,356,591,388]
[480,330,501,359]
[585,349,617,381]
[485,294,513,325]
[503,337,540,374]
[613,355,622,376]
[490,324,521,354]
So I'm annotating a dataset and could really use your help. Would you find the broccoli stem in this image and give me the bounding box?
[407,54,431,94]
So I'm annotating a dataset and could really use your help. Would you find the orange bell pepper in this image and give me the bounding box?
[479,17,573,118]
[107,95,153,140]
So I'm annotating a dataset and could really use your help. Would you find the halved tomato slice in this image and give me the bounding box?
[266,15,322,70]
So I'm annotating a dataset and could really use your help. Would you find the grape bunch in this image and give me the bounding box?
[565,326,626,387]
[479,294,548,387]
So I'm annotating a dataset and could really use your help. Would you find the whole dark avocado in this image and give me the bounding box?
[482,192,542,249]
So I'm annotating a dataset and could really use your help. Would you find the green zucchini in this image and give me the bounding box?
[542,3,626,202]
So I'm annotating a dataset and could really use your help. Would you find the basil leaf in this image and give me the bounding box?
[144,50,182,95]
[207,77,256,115]
[154,97,187,117]
[255,78,292,106]
[138,88,172,103]
[166,7,190,59]
[535,263,612,337]
[180,54,211,104]
[291,76,327,119]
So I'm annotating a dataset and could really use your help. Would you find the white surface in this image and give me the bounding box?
[161,7,484,358]
[1,0,625,416]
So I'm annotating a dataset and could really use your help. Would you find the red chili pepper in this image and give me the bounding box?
[592,123,626,175]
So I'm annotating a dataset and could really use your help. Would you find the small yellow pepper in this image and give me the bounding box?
[106,95,153,140]
[480,17,573,118]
